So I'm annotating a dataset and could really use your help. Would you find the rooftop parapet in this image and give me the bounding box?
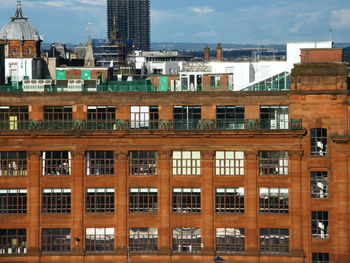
[291,63,348,91]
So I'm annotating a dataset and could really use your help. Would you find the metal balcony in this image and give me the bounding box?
[0,119,303,132]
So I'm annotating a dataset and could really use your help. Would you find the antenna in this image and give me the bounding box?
[328,24,336,41]
[87,22,93,37]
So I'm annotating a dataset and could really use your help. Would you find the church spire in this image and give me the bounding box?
[12,0,27,21]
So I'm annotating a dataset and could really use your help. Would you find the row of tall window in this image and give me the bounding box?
[0,148,328,177]
[0,227,329,259]
[0,187,279,214]
[0,105,302,131]
[0,228,330,261]
[0,227,283,254]
[0,187,327,222]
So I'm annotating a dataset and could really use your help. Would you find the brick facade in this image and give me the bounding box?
[0,40,41,58]
[0,62,348,263]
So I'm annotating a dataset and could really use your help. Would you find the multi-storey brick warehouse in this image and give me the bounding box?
[0,62,349,263]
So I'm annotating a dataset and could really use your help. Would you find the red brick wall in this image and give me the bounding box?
[0,40,40,58]
[300,48,343,63]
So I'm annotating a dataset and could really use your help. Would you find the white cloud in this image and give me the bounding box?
[190,7,214,14]
[78,0,105,6]
[331,9,350,28]
[36,1,70,8]
[1,0,15,8]
[194,30,216,38]
[151,9,183,24]
[289,23,303,33]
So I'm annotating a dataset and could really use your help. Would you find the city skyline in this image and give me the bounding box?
[0,0,349,44]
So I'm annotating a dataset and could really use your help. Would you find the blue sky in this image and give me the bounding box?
[0,0,349,44]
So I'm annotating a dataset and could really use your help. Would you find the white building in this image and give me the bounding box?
[179,41,333,91]
[128,50,191,76]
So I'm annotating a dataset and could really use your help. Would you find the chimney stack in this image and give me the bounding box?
[216,42,223,61]
[203,46,210,61]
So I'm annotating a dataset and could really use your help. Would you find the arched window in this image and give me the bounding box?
[26,48,31,55]
[310,128,327,156]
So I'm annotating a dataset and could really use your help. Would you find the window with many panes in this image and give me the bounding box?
[42,188,71,214]
[216,106,245,130]
[312,252,329,263]
[216,188,244,213]
[173,106,201,130]
[310,128,327,156]
[129,151,157,175]
[85,228,114,253]
[129,228,158,253]
[312,211,328,238]
[172,188,201,213]
[215,151,244,176]
[0,229,26,254]
[259,188,288,214]
[172,228,201,253]
[260,228,289,254]
[0,189,27,214]
[311,171,328,199]
[129,188,158,213]
[130,106,158,129]
[86,151,114,176]
[86,188,114,213]
[0,106,29,130]
[43,106,72,129]
[0,151,27,176]
[210,75,221,88]
[44,106,72,121]
[41,228,70,253]
[260,105,288,129]
[87,106,115,129]
[216,228,245,253]
[259,151,288,176]
[42,151,71,176]
[172,151,200,175]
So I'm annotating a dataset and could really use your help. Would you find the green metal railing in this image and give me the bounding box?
[0,120,40,130]
[216,120,246,130]
[85,120,117,130]
[216,119,302,131]
[0,119,303,132]
[41,120,82,130]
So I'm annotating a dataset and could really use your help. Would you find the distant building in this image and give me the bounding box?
[128,50,191,75]
[0,0,42,59]
[0,0,44,82]
[92,39,132,68]
[107,0,150,51]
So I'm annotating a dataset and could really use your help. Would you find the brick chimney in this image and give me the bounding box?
[216,42,223,61]
[203,46,210,61]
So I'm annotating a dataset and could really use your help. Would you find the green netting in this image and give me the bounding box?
[0,85,22,92]
[99,80,156,92]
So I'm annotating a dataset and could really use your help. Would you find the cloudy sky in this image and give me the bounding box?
[0,0,349,44]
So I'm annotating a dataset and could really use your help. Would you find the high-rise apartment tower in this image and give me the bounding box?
[107,0,150,51]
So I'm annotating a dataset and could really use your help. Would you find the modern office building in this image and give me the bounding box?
[0,49,349,263]
[107,0,150,51]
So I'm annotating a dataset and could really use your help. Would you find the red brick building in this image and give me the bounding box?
[0,61,348,263]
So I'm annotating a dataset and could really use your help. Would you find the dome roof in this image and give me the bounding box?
[0,0,41,41]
